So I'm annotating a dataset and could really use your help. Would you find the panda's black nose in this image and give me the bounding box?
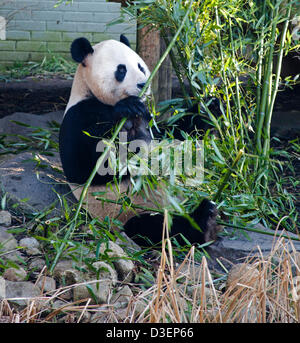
[137,82,146,90]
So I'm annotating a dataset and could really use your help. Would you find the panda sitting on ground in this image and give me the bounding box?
[59,35,222,247]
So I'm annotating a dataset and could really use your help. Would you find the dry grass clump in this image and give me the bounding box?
[130,224,300,323]
[1,222,300,323]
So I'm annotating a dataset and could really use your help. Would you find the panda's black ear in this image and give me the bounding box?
[120,34,131,48]
[71,37,94,64]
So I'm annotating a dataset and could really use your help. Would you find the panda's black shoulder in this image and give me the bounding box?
[64,96,112,123]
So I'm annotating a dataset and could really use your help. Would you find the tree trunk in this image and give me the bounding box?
[137,25,160,103]
[137,25,172,105]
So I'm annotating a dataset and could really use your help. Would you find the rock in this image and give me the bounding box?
[90,307,129,323]
[28,258,47,274]
[100,241,135,282]
[0,210,12,227]
[3,267,27,282]
[5,280,41,307]
[226,263,260,294]
[73,262,119,304]
[36,276,56,293]
[52,260,74,283]
[0,227,18,252]
[116,232,142,253]
[92,261,118,286]
[0,151,73,215]
[63,269,83,286]
[0,276,5,299]
[132,299,147,318]
[0,111,63,141]
[73,280,112,304]
[110,285,133,308]
[19,237,41,255]
[51,299,68,310]
[208,224,300,273]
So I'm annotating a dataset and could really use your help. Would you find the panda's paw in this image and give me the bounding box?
[114,96,151,122]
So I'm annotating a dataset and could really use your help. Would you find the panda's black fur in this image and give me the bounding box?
[59,96,151,185]
[59,35,222,247]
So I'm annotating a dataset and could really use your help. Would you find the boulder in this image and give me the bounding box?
[0,151,74,214]
[208,224,300,272]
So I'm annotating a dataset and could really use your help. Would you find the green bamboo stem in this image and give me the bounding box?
[161,30,192,107]
[256,3,279,155]
[213,149,244,203]
[228,17,244,144]
[215,7,236,151]
[255,2,266,132]
[265,1,292,141]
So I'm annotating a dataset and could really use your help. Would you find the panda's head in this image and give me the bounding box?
[70,35,151,106]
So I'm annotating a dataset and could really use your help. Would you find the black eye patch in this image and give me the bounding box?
[115,64,127,82]
[138,63,146,75]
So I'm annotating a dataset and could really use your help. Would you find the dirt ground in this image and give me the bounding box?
[0,77,72,118]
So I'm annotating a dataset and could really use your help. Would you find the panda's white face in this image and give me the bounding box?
[80,39,150,106]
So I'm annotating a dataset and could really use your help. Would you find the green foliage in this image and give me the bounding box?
[122,0,299,232]
[0,53,76,81]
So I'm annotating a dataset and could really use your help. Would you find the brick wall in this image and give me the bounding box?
[0,0,136,65]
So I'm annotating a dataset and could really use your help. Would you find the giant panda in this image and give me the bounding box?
[59,35,222,247]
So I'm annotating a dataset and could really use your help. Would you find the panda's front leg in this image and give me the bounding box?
[113,96,151,123]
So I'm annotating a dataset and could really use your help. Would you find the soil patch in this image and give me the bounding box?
[0,77,72,118]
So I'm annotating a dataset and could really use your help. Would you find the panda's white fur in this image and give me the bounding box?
[60,35,221,246]
[62,36,162,225]
[65,39,151,113]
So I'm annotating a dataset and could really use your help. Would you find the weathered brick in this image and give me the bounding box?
[47,42,70,52]
[63,32,93,42]
[12,20,46,31]
[5,30,30,40]
[106,23,136,34]
[32,10,63,21]
[0,41,16,50]
[0,9,31,20]
[47,21,77,32]
[31,31,62,42]
[17,41,47,52]
[92,32,114,43]
[0,1,38,11]
[77,2,120,12]
[0,0,137,65]
[63,12,94,22]
[0,51,29,62]
[29,52,47,62]
[2,1,77,12]
[93,12,120,23]
[76,22,106,33]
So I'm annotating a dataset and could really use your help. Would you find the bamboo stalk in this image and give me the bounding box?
[264,1,292,147]
[229,17,244,144]
[215,7,236,151]
[256,2,279,155]
[213,149,244,203]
